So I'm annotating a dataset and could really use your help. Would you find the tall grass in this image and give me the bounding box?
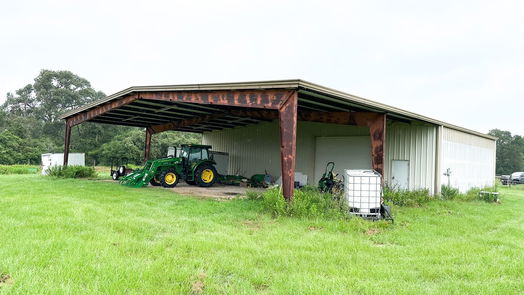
[46,165,96,178]
[0,165,39,175]
[258,186,347,219]
[383,187,432,207]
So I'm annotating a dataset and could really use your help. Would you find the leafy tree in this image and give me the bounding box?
[0,131,24,164]
[97,129,201,165]
[488,129,524,174]
[3,84,36,117]
[34,70,105,121]
[1,69,201,166]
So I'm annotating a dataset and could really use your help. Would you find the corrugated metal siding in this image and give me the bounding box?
[441,127,496,192]
[203,121,369,184]
[385,122,437,193]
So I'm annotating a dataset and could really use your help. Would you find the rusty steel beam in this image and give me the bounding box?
[63,119,72,166]
[144,127,153,162]
[139,89,293,109]
[367,114,386,177]
[149,113,230,134]
[279,91,298,202]
[67,93,139,126]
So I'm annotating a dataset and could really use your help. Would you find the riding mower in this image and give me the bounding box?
[110,157,133,180]
[120,144,218,188]
[318,162,344,194]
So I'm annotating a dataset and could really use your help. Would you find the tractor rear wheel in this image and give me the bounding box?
[195,165,217,187]
[112,171,120,181]
[160,169,179,188]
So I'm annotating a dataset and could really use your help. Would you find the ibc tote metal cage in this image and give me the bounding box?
[344,169,392,221]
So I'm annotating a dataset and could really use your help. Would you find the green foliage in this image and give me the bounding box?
[259,187,347,219]
[245,190,263,200]
[0,130,25,165]
[0,165,39,175]
[489,129,524,175]
[1,69,201,166]
[97,129,201,165]
[383,186,432,206]
[441,185,460,200]
[46,165,96,178]
[439,185,500,203]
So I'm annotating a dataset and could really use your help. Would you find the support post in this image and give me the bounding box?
[278,91,298,202]
[144,127,152,162]
[368,114,386,176]
[63,120,72,166]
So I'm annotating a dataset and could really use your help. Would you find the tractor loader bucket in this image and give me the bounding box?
[120,170,149,188]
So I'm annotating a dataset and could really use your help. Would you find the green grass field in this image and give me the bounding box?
[1,175,523,294]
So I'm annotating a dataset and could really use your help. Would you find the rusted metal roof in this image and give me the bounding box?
[60,79,496,140]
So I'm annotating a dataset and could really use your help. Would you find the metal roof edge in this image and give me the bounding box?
[59,79,301,119]
[59,78,496,141]
[297,80,496,141]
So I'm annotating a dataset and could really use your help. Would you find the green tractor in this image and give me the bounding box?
[120,144,218,188]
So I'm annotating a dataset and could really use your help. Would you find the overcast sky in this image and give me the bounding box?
[1,0,522,135]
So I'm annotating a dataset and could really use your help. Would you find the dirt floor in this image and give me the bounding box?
[168,183,266,199]
[101,179,266,199]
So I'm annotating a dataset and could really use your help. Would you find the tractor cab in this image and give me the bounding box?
[179,144,212,163]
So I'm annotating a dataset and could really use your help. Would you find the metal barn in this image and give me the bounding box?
[60,80,496,198]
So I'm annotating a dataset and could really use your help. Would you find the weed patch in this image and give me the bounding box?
[0,273,13,286]
[383,187,432,206]
[46,165,96,178]
[259,187,347,219]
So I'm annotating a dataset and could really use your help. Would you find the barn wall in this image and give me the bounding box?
[385,121,437,194]
[440,127,496,192]
[203,121,369,184]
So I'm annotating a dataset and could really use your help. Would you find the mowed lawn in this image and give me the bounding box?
[0,175,523,294]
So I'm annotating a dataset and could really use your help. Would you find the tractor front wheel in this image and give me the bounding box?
[195,165,217,187]
[160,169,179,188]
[112,171,120,181]
[149,177,161,186]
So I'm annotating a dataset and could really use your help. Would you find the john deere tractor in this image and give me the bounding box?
[120,144,218,188]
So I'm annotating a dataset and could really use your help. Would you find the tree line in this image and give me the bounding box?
[488,129,524,175]
[1,70,522,173]
[0,70,200,166]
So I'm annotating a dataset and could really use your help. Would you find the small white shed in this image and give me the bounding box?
[41,153,85,175]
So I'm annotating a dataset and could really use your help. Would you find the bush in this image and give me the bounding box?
[383,187,432,207]
[259,186,347,219]
[46,165,96,178]
[0,165,39,175]
[441,185,460,200]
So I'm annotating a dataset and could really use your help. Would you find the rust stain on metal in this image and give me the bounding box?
[63,122,72,166]
[68,93,140,127]
[139,90,293,109]
[150,113,230,134]
[279,91,298,202]
[144,127,153,162]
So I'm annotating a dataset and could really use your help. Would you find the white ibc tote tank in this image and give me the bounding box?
[344,169,382,218]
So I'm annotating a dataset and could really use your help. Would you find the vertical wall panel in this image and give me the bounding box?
[385,122,437,193]
[203,121,369,184]
[440,127,496,192]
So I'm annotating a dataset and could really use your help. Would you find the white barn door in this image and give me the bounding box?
[391,160,409,190]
